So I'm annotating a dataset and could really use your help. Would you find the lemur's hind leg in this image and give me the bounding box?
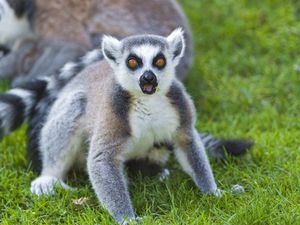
[30,92,87,196]
[175,129,221,196]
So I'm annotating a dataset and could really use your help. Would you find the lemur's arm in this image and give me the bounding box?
[87,138,135,224]
[175,128,220,195]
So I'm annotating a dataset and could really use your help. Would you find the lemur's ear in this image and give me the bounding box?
[102,35,122,64]
[167,28,185,62]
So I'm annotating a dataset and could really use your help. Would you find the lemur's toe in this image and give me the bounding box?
[121,216,144,225]
[213,188,224,198]
[159,168,170,182]
[30,176,57,196]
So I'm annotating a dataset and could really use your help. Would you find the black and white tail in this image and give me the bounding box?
[199,133,253,160]
[0,49,103,139]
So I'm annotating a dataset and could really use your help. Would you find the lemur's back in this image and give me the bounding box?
[60,60,120,133]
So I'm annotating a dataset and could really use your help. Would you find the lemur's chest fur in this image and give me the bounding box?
[124,94,179,160]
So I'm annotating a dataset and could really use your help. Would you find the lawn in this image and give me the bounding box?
[1,0,300,224]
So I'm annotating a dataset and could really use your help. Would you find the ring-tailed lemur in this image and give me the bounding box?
[0,0,193,84]
[29,29,222,224]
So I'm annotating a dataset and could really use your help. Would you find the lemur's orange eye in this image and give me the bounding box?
[155,58,166,68]
[153,53,166,69]
[127,58,138,70]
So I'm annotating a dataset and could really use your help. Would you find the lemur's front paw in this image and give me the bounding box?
[30,175,73,196]
[122,216,144,225]
[212,188,224,198]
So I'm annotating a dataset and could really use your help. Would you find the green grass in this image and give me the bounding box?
[1,0,300,224]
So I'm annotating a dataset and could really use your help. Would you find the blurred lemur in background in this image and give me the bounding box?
[0,0,252,175]
[0,0,193,85]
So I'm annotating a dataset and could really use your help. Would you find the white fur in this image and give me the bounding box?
[123,94,179,161]
[59,62,77,80]
[174,148,194,176]
[102,30,184,96]
[167,28,185,66]
[132,44,160,66]
[0,101,13,134]
[147,147,170,164]
[82,49,101,65]
[0,0,33,47]
[115,45,176,96]
[102,35,122,64]
[7,88,35,116]
[30,175,72,196]
[159,168,170,181]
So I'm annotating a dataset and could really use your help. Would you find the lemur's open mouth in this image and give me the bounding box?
[139,71,158,95]
[140,83,157,94]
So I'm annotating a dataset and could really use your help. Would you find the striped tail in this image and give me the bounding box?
[0,79,47,138]
[0,44,10,56]
[0,48,103,139]
[200,132,253,160]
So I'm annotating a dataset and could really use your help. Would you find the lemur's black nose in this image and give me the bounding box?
[143,70,156,82]
[139,70,158,94]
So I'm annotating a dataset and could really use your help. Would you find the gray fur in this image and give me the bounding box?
[31,91,87,195]
[39,91,87,176]
[111,83,132,138]
[87,140,135,223]
[122,35,167,52]
[0,48,19,79]
[167,81,193,129]
[175,129,217,193]
[0,39,87,86]
[199,133,253,160]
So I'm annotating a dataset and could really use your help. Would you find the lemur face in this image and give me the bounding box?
[102,28,185,95]
[0,0,32,47]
